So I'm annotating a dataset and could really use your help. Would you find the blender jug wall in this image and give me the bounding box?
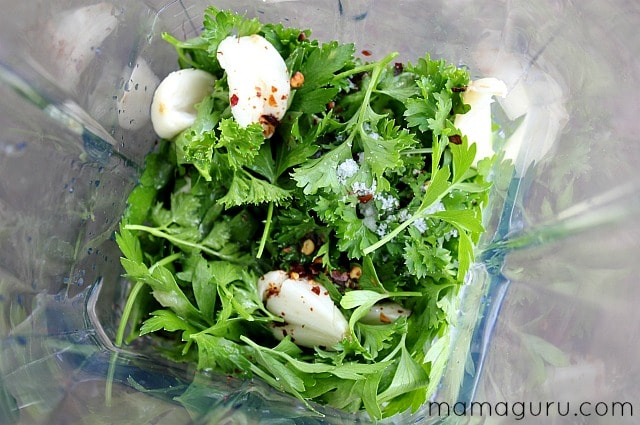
[0,0,639,424]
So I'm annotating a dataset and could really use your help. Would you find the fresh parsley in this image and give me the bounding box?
[114,6,495,420]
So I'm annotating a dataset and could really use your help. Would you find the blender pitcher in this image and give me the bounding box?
[0,1,639,424]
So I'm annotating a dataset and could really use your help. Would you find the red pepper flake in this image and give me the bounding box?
[379,312,392,324]
[311,285,321,295]
[259,114,280,138]
[448,134,463,145]
[451,86,467,92]
[361,49,372,56]
[393,62,404,76]
[265,282,280,299]
[289,262,307,278]
[230,94,239,107]
[330,270,349,283]
[358,193,373,203]
[268,94,278,107]
[298,32,307,42]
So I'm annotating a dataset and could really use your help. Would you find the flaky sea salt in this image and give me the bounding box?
[336,159,359,185]
[424,201,445,215]
[413,218,428,233]
[352,180,377,196]
[377,194,399,212]
[376,222,388,237]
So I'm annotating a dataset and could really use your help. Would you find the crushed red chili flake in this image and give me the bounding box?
[448,134,463,145]
[289,262,308,278]
[230,94,239,107]
[265,282,280,299]
[260,115,279,127]
[308,261,323,276]
[393,62,403,76]
[330,270,349,283]
[451,86,467,92]
[361,49,372,56]
[311,285,321,295]
[259,114,280,137]
[358,193,373,203]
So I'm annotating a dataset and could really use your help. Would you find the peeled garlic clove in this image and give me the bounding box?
[454,77,508,166]
[257,270,289,301]
[359,301,411,325]
[257,272,349,349]
[271,322,345,350]
[150,68,216,139]
[216,34,291,138]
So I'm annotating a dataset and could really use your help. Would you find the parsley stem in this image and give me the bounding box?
[105,351,117,406]
[149,252,182,274]
[256,201,274,259]
[358,52,398,119]
[363,216,415,255]
[115,252,183,348]
[363,185,455,256]
[402,148,433,155]
[123,224,240,262]
[115,280,145,348]
[331,52,399,82]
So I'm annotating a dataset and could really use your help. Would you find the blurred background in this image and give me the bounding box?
[0,0,638,423]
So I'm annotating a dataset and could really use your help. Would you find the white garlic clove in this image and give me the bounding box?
[257,270,289,302]
[257,272,349,349]
[454,77,508,166]
[359,301,411,325]
[216,34,291,138]
[150,68,216,140]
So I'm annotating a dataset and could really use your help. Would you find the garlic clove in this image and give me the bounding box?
[454,77,508,166]
[257,272,349,349]
[216,34,291,138]
[257,270,289,302]
[359,301,412,325]
[150,68,216,140]
[271,322,345,350]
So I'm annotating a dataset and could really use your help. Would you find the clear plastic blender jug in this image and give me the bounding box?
[1,1,639,424]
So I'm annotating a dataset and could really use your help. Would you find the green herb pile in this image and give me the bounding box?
[115,6,494,419]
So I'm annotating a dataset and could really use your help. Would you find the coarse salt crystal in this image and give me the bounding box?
[336,159,359,185]
[377,193,399,212]
[413,218,428,233]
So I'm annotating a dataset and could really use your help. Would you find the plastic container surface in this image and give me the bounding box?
[1,0,639,424]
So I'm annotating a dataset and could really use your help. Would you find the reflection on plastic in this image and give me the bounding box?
[1,0,639,424]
